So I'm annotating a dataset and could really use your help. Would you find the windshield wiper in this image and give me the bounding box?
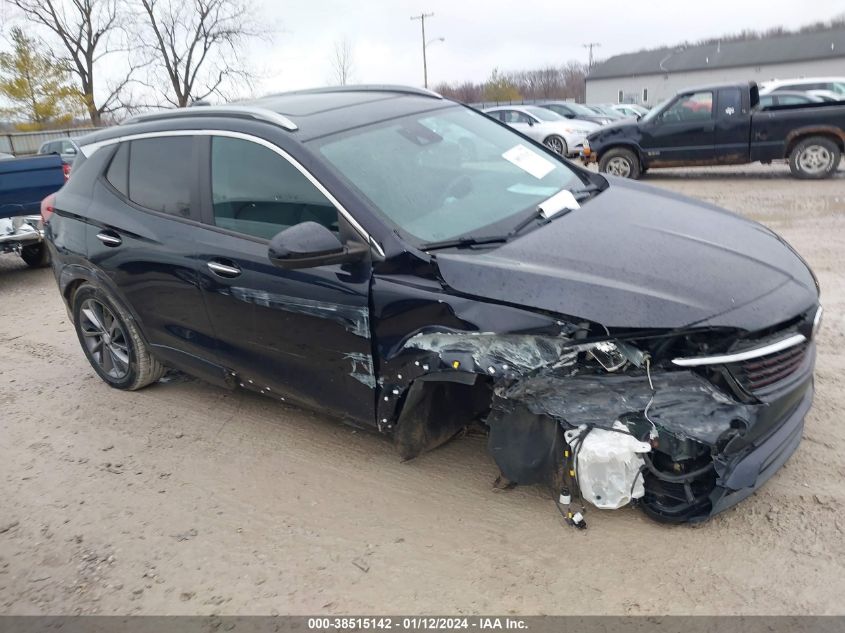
[508,187,585,237]
[424,184,605,251]
[568,183,604,200]
[422,235,509,251]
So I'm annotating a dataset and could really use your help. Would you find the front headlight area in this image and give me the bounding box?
[581,340,649,372]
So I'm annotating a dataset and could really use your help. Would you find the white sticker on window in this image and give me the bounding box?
[502,144,555,180]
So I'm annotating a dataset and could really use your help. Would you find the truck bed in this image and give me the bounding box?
[751,101,845,163]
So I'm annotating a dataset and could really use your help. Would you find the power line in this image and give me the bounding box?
[582,42,601,69]
[411,12,435,88]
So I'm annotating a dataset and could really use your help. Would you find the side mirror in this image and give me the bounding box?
[527,119,535,126]
[66,147,77,155]
[565,114,575,119]
[268,221,369,270]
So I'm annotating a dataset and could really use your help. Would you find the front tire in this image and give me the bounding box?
[543,135,568,156]
[72,284,165,390]
[20,243,50,268]
[599,148,641,179]
[788,136,841,180]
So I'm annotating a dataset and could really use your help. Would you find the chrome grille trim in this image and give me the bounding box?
[671,333,807,367]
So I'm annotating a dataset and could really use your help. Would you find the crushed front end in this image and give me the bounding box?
[485,306,820,523]
[382,299,821,524]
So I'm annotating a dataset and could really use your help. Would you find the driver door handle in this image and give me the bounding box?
[207,259,242,278]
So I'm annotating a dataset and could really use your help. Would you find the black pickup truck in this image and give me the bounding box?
[583,82,845,179]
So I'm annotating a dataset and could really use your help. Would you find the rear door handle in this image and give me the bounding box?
[207,260,242,278]
[96,231,122,247]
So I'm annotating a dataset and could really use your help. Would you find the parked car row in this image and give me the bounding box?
[759,77,845,103]
[483,105,599,156]
[481,100,656,156]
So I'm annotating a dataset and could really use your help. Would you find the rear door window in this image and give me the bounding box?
[209,136,338,240]
[127,137,194,218]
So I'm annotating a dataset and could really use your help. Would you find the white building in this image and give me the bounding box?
[585,27,845,106]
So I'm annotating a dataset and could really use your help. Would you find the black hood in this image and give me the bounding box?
[435,178,818,332]
[587,120,638,143]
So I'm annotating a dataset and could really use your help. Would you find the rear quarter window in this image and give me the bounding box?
[105,143,129,196]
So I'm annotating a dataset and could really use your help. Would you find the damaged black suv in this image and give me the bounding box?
[45,86,821,524]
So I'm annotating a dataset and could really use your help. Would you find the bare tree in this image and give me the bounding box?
[435,61,588,105]
[137,0,263,107]
[330,37,354,86]
[6,0,135,125]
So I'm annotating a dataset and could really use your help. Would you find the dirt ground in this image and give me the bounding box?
[1,162,844,616]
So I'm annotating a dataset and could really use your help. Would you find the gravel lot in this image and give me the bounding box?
[1,163,844,615]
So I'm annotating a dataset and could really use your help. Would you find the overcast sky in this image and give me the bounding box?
[246,0,845,94]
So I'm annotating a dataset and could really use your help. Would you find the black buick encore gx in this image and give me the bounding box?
[44,85,822,523]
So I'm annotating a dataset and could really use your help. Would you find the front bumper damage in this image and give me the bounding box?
[388,319,817,525]
[488,342,814,523]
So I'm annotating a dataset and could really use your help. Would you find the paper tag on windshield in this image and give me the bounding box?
[502,144,555,179]
[538,189,580,218]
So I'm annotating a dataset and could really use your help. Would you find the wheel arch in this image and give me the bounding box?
[60,265,153,349]
[391,373,494,460]
[597,142,646,167]
[784,127,845,158]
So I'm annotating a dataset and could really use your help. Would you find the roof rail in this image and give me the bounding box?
[122,105,298,131]
[263,84,444,100]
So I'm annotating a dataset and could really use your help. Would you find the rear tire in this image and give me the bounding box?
[599,148,641,179]
[543,135,568,156]
[72,283,165,390]
[20,243,50,268]
[788,136,841,180]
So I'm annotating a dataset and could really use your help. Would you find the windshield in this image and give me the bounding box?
[566,103,598,116]
[641,97,673,122]
[594,105,623,117]
[313,106,584,245]
[523,106,563,121]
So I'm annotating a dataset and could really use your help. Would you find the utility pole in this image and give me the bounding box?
[411,12,434,88]
[583,42,601,69]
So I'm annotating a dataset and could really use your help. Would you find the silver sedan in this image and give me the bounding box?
[483,105,598,156]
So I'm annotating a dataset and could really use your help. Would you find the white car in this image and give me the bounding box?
[611,103,649,118]
[483,105,599,156]
[759,77,845,100]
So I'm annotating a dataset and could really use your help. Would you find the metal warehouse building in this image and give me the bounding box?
[585,27,845,106]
